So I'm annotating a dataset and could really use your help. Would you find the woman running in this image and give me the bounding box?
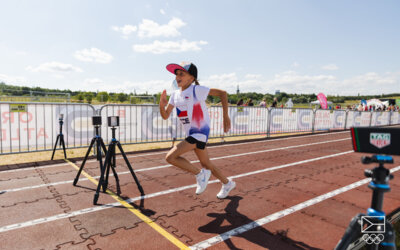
[159,62,236,199]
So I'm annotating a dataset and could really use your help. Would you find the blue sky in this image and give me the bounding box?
[0,0,399,96]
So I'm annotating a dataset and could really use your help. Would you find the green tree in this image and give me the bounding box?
[96,92,109,102]
[76,92,84,102]
[84,92,94,103]
[117,93,127,103]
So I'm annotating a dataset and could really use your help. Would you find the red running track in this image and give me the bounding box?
[0,131,399,249]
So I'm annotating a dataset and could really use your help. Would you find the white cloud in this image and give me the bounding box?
[26,62,83,73]
[338,72,398,95]
[201,72,267,93]
[292,62,300,68]
[202,73,240,93]
[160,9,166,15]
[74,48,113,64]
[133,39,208,54]
[245,74,262,79]
[138,17,186,38]
[83,78,104,86]
[321,64,339,71]
[265,71,337,94]
[236,70,399,96]
[69,70,400,96]
[16,51,28,56]
[0,73,28,84]
[112,25,138,39]
[81,78,171,94]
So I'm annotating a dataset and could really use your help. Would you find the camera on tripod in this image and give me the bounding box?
[107,116,119,127]
[351,127,400,155]
[51,113,66,160]
[92,116,102,126]
[335,127,399,250]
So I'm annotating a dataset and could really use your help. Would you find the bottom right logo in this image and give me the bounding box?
[362,234,385,244]
[361,215,386,244]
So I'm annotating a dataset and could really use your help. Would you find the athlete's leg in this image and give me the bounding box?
[165,140,199,174]
[194,147,228,184]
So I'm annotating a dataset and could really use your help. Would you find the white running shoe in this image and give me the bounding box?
[195,169,211,195]
[217,180,236,199]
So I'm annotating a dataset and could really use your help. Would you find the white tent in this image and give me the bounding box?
[285,98,293,108]
[366,99,386,108]
[310,100,333,105]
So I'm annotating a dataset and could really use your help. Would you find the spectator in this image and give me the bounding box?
[271,97,278,108]
[246,99,254,106]
[236,98,244,106]
[259,99,266,107]
[357,104,363,111]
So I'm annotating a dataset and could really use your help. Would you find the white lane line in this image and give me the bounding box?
[0,138,350,193]
[0,131,349,174]
[189,165,400,250]
[0,149,353,233]
[0,163,71,173]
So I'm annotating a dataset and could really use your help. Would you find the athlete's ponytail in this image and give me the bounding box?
[194,79,200,85]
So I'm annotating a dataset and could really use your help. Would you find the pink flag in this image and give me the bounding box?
[317,93,328,109]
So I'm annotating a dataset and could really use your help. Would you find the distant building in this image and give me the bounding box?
[275,90,280,95]
[236,85,240,95]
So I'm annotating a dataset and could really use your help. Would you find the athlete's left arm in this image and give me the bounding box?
[209,88,231,133]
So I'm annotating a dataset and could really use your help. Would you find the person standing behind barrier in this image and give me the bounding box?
[236,98,244,106]
[246,99,254,106]
[271,97,278,108]
[159,62,236,199]
[259,99,266,107]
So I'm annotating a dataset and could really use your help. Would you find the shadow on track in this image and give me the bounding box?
[198,196,321,250]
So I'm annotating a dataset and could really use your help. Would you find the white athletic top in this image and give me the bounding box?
[168,84,211,142]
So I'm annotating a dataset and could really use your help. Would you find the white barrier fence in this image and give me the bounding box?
[0,102,399,154]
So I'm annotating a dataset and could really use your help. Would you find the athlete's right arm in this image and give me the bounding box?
[159,90,174,120]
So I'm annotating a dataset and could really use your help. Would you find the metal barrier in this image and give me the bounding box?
[0,102,95,154]
[0,101,399,155]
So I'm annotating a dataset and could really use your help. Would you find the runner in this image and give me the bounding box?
[159,61,236,199]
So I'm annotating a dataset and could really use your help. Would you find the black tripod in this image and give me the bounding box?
[73,125,108,186]
[51,115,67,160]
[335,155,396,250]
[93,126,144,205]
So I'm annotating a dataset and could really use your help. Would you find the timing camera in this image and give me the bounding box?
[92,116,102,126]
[107,116,120,127]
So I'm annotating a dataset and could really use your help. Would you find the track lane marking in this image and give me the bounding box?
[0,150,353,232]
[65,159,189,250]
[189,165,400,249]
[1,137,350,193]
[0,131,349,174]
